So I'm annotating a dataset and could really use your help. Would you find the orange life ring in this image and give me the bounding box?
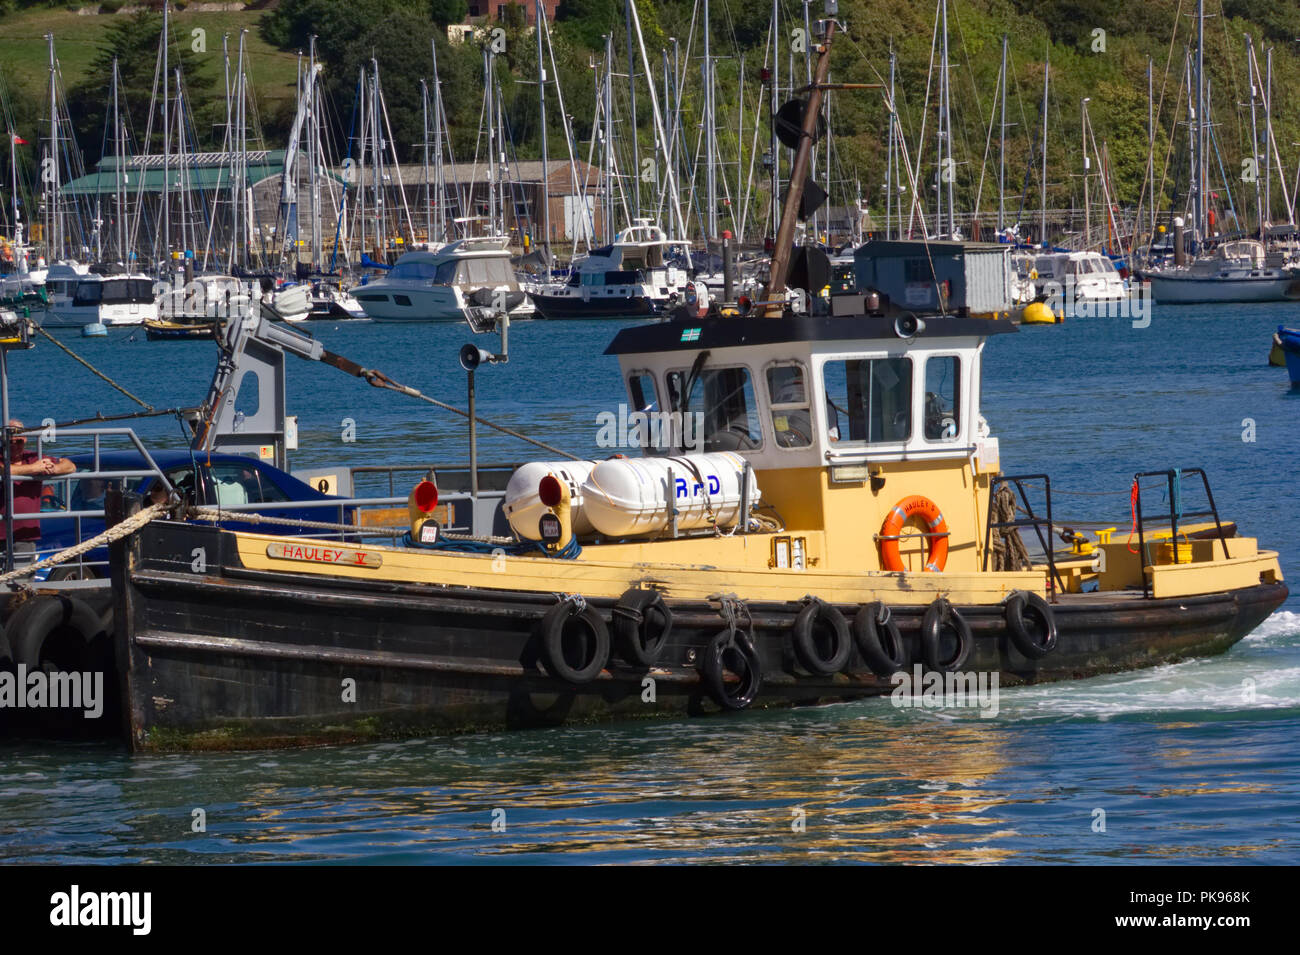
[879,495,949,572]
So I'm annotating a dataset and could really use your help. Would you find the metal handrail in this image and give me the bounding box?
[1133,468,1230,597]
[983,472,1063,600]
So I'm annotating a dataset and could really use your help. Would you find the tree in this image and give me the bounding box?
[67,10,218,165]
[429,0,468,25]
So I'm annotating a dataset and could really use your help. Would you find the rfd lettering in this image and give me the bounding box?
[675,475,722,498]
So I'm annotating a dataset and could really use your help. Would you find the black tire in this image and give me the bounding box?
[792,599,852,675]
[1004,590,1058,658]
[853,602,908,677]
[6,595,104,672]
[611,588,674,667]
[700,628,763,711]
[538,601,610,684]
[920,598,972,673]
[0,619,11,670]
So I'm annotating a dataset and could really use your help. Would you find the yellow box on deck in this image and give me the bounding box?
[1154,541,1194,565]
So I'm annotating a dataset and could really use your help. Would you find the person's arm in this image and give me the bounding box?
[5,457,75,477]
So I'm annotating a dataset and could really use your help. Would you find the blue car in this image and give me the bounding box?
[34,450,357,579]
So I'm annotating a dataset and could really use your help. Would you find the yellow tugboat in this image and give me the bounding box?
[104,17,1286,751]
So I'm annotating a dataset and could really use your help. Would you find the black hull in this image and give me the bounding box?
[530,292,657,320]
[112,522,1288,751]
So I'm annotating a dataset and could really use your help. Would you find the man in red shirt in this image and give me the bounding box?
[2,418,75,547]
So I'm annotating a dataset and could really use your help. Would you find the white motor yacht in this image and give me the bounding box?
[40,262,157,328]
[530,220,691,319]
[1031,251,1127,302]
[352,237,533,324]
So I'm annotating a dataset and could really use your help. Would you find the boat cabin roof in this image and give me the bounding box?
[605,313,1013,357]
[606,313,1011,471]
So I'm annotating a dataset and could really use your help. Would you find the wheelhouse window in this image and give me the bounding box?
[766,362,812,449]
[627,372,659,414]
[923,356,960,442]
[391,260,439,281]
[822,357,913,444]
[667,365,762,451]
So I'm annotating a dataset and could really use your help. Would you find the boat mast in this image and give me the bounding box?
[45,34,61,262]
[113,57,126,265]
[1264,46,1272,225]
[485,46,495,238]
[769,2,780,247]
[431,37,446,244]
[704,0,716,242]
[1081,97,1090,249]
[162,4,171,264]
[1246,34,1262,237]
[1039,49,1048,247]
[309,36,322,269]
[939,0,954,238]
[1147,56,1154,242]
[625,0,639,223]
[421,78,431,245]
[537,0,550,266]
[997,34,1006,234]
[604,33,614,244]
[762,17,837,317]
[1195,0,1205,245]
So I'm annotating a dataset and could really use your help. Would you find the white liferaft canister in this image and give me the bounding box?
[503,460,598,540]
[580,452,758,538]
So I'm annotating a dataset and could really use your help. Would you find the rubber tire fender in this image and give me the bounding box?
[611,588,674,667]
[791,599,852,675]
[6,595,104,671]
[1004,590,1058,659]
[700,629,763,711]
[920,598,973,673]
[853,602,908,677]
[538,601,610,684]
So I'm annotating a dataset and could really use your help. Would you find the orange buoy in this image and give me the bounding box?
[879,495,949,572]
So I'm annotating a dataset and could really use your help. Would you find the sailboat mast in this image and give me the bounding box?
[625,0,639,222]
[1082,98,1091,249]
[537,0,551,265]
[940,0,954,238]
[1039,50,1049,247]
[998,35,1006,234]
[113,58,126,264]
[46,34,60,261]
[309,35,321,268]
[1147,57,1154,241]
[1264,46,1272,225]
[1195,0,1205,243]
[485,47,495,238]
[1246,35,1262,237]
[162,4,171,263]
[431,38,445,244]
[421,78,431,244]
[886,46,895,240]
[704,0,716,241]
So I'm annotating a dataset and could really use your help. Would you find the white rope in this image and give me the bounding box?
[0,502,169,587]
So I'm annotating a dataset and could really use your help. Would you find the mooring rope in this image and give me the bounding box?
[28,322,154,410]
[0,501,169,587]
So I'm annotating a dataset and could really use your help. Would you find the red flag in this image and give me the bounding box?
[9,133,28,145]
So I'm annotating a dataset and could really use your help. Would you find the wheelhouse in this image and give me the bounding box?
[605,314,1014,574]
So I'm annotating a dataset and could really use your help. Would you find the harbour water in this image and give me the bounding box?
[2,303,1298,863]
